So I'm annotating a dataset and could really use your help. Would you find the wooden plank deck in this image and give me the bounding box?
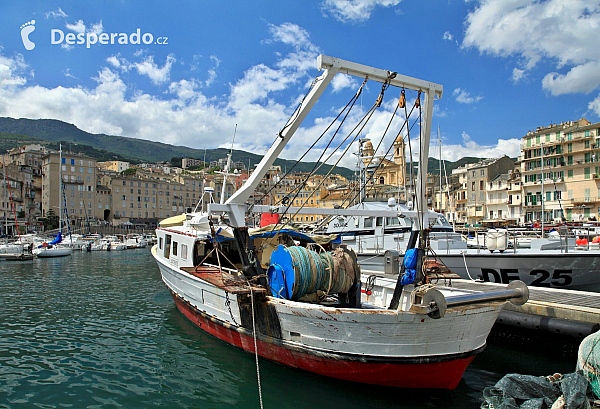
[181,266,267,295]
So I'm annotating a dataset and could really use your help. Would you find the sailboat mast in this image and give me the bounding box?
[438,126,442,213]
[3,159,7,235]
[59,145,62,234]
[220,124,237,205]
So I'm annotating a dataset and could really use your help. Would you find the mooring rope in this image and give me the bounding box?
[248,286,264,409]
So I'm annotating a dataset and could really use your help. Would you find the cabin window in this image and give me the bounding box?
[159,237,163,249]
[364,217,373,228]
[376,217,383,227]
[173,241,178,256]
[386,217,399,226]
[164,235,171,259]
[181,244,188,260]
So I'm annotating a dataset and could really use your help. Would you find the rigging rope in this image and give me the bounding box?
[339,90,420,211]
[264,77,368,203]
[257,79,387,246]
[277,76,321,139]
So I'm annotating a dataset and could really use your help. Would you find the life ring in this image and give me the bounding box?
[42,242,48,247]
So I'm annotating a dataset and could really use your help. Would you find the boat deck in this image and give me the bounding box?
[448,278,600,324]
[364,269,600,337]
[182,265,267,295]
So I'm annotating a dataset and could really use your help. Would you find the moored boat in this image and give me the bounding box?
[152,55,529,389]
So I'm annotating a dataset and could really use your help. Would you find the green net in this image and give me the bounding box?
[577,330,600,399]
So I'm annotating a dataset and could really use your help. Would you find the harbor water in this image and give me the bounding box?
[0,249,575,408]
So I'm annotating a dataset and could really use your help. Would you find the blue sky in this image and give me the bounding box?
[0,1,599,168]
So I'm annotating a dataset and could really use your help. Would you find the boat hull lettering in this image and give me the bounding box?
[480,268,573,287]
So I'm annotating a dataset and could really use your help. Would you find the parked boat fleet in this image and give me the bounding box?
[0,232,155,259]
[324,202,600,292]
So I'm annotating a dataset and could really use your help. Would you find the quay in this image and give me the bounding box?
[363,270,600,339]
[450,279,600,338]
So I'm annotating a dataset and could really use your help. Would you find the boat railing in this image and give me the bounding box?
[452,225,600,254]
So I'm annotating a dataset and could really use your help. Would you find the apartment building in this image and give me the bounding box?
[108,172,204,225]
[520,118,600,223]
[448,156,515,225]
[1,144,45,227]
[506,169,523,223]
[97,160,130,173]
[42,150,98,224]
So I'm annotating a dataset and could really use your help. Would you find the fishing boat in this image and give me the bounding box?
[152,55,528,389]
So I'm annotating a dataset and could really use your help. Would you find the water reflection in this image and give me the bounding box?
[0,250,578,408]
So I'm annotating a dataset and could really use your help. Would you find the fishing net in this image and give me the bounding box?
[480,372,590,409]
[578,330,600,400]
[481,330,600,408]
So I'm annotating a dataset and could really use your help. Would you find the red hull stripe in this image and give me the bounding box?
[171,292,478,389]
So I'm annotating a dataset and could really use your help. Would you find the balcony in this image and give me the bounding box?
[570,197,596,205]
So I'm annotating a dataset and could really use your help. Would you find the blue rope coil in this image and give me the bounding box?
[288,246,325,299]
[268,245,357,300]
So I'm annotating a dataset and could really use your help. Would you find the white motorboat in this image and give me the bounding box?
[124,234,147,249]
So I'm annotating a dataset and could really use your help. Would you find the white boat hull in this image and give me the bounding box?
[34,247,73,258]
[436,250,600,292]
[152,244,505,389]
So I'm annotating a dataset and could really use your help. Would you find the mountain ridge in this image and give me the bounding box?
[0,117,488,179]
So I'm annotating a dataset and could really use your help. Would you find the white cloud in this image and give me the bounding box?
[45,8,68,19]
[320,0,402,23]
[65,19,86,34]
[428,132,521,162]
[462,0,600,111]
[0,54,29,90]
[512,67,526,83]
[442,31,453,41]
[205,55,220,87]
[106,55,121,69]
[542,61,600,96]
[453,87,482,104]
[168,79,200,101]
[589,94,600,117]
[134,55,176,85]
[89,21,104,35]
[63,68,78,80]
[331,74,357,93]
